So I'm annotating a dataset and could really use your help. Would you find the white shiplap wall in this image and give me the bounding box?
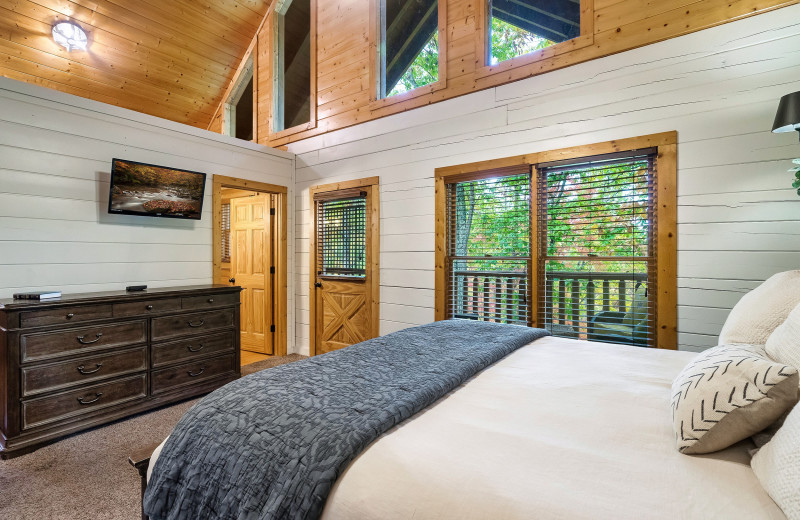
[0,77,296,348]
[289,6,800,354]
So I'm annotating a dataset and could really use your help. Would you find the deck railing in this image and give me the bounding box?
[451,270,647,338]
[450,270,529,325]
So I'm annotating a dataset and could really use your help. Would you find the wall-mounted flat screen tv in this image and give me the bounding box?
[108,159,206,220]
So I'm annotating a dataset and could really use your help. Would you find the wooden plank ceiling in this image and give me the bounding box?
[0,0,270,128]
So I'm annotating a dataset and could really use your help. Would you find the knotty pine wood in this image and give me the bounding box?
[0,0,271,128]
[235,0,799,147]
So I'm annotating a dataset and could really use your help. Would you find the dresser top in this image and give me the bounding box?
[0,285,241,311]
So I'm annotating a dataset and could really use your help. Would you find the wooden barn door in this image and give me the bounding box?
[231,193,274,354]
[311,178,379,356]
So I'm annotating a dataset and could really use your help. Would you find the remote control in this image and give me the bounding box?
[126,285,147,292]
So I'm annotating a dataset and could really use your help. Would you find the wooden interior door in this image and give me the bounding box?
[316,279,368,354]
[231,194,274,354]
[312,182,379,355]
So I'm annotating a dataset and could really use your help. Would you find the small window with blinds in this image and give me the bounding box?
[445,169,531,325]
[221,203,231,263]
[536,149,657,347]
[316,196,367,278]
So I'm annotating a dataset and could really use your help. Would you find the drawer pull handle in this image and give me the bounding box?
[188,366,205,377]
[188,319,205,328]
[77,392,103,405]
[77,363,103,375]
[187,344,205,353]
[146,305,154,311]
[66,313,75,320]
[207,298,215,303]
[77,333,103,345]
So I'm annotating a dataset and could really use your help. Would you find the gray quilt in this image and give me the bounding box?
[143,320,549,520]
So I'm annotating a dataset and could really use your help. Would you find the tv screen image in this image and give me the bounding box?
[108,159,207,220]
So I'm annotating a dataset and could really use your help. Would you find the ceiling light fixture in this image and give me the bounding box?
[52,21,88,52]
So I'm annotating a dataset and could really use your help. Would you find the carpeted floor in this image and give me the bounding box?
[0,354,306,520]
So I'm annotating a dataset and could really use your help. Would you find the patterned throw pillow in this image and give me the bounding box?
[751,403,800,519]
[671,345,799,454]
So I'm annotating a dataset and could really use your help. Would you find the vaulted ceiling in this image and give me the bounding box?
[0,0,270,128]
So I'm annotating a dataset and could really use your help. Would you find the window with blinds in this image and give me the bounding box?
[221,203,231,263]
[316,195,367,278]
[445,169,531,325]
[535,149,657,347]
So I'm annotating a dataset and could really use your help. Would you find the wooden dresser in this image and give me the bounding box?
[0,285,241,458]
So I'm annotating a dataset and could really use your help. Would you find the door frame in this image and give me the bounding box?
[309,176,380,356]
[213,174,289,356]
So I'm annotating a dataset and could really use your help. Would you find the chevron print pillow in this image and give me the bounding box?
[671,345,799,454]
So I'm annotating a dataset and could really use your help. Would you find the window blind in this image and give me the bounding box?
[445,168,531,325]
[535,149,657,347]
[221,203,231,263]
[316,196,367,278]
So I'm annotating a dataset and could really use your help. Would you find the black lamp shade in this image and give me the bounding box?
[772,90,800,133]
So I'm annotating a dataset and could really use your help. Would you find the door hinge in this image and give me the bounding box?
[270,324,275,333]
[270,266,275,274]
[269,208,276,215]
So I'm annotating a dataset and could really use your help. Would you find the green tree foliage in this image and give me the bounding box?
[387,18,553,96]
[388,33,439,96]
[489,17,553,64]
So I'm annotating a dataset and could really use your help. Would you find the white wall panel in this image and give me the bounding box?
[290,6,800,354]
[0,78,296,353]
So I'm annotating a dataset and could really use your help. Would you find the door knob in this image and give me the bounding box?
[229,278,236,284]
[314,282,322,288]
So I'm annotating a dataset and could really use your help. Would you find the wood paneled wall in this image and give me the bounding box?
[0,0,270,128]
[0,76,295,352]
[234,0,799,147]
[289,6,800,354]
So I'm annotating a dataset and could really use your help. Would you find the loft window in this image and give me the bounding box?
[379,0,440,98]
[274,0,312,132]
[225,56,254,141]
[487,0,581,65]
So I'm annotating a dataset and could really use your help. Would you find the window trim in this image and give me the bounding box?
[368,0,448,110]
[223,52,256,141]
[475,0,594,80]
[434,131,678,349]
[270,0,318,138]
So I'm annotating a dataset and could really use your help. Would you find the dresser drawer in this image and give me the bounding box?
[21,347,147,397]
[20,304,112,328]
[152,331,236,368]
[151,309,235,341]
[151,354,236,395]
[113,298,180,318]
[181,292,238,310]
[22,375,147,430]
[20,321,146,362]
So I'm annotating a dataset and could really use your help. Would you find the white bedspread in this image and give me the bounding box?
[149,337,784,519]
[320,337,784,519]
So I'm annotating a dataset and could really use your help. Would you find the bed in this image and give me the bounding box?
[140,331,786,519]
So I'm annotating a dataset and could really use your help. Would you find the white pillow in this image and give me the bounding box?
[767,301,800,376]
[719,270,800,345]
[751,403,800,519]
